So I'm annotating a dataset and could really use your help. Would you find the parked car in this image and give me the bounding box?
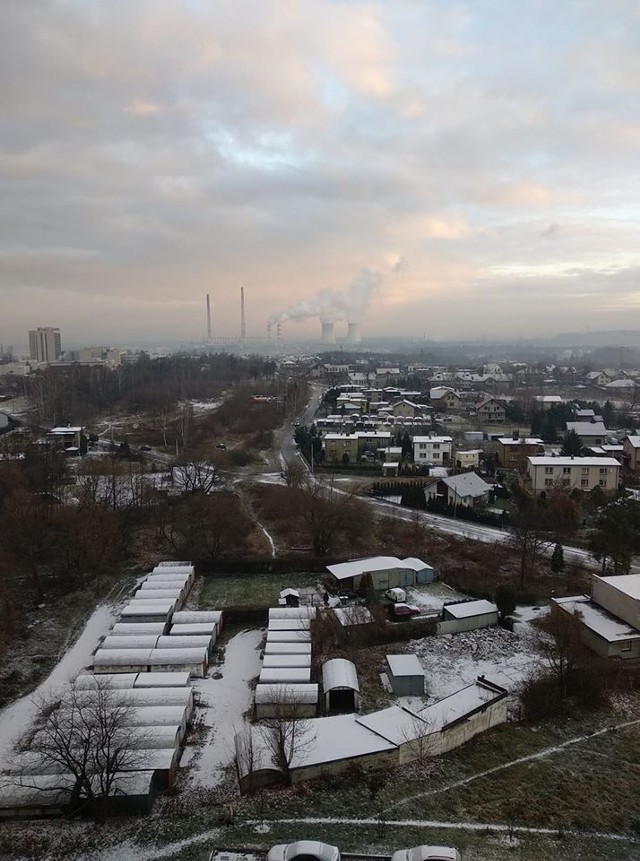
[392,846,461,861]
[215,442,227,450]
[267,842,340,861]
[389,602,421,620]
[385,587,407,603]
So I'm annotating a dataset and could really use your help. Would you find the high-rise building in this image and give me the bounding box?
[28,327,62,363]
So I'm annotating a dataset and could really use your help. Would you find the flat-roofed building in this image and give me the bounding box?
[525,456,619,495]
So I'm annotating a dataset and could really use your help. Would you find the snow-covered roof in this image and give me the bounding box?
[156,635,213,650]
[132,589,181,602]
[263,654,312,669]
[327,555,433,581]
[443,599,498,619]
[279,588,300,599]
[417,678,506,728]
[111,623,167,637]
[441,472,491,499]
[120,600,175,617]
[254,683,318,704]
[268,607,317,620]
[259,667,311,684]
[554,597,640,643]
[101,635,160,650]
[168,623,217,637]
[140,580,188,591]
[625,435,640,449]
[412,435,453,444]
[386,653,424,677]
[527,456,620,467]
[93,649,153,666]
[565,421,607,436]
[498,437,544,446]
[48,426,82,434]
[595,573,640,601]
[264,642,312,655]
[148,648,207,665]
[266,629,312,642]
[356,705,428,745]
[322,658,359,693]
[606,378,636,388]
[268,619,311,631]
[134,672,190,688]
[171,610,223,625]
[74,672,138,689]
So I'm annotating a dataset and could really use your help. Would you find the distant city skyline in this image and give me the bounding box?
[2,2,640,346]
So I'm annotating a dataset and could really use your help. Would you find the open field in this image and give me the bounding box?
[199,572,321,609]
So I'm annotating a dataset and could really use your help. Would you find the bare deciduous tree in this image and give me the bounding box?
[11,678,146,821]
[258,688,317,786]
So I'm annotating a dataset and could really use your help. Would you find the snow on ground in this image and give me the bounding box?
[0,603,119,767]
[412,622,543,704]
[405,582,467,613]
[182,628,264,788]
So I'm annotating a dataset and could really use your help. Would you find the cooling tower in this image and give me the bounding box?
[347,322,362,344]
[321,321,336,344]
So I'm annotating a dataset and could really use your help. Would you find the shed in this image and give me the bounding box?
[147,647,208,678]
[134,671,191,688]
[268,607,317,620]
[278,588,300,607]
[268,619,311,631]
[156,634,215,657]
[263,642,312,656]
[126,725,182,752]
[386,654,425,696]
[93,649,153,674]
[327,556,436,592]
[266,629,311,643]
[120,601,174,624]
[125,705,190,738]
[131,590,182,610]
[152,563,195,586]
[120,746,181,788]
[171,610,223,633]
[116,687,194,715]
[168,623,217,640]
[111,623,167,637]
[438,599,499,634]
[254,683,318,719]
[100,635,160,651]
[259,667,312,684]
[139,581,188,599]
[322,658,361,714]
[74,672,138,689]
[263,654,312,669]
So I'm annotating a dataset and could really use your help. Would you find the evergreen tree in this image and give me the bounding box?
[561,428,582,456]
[551,543,565,573]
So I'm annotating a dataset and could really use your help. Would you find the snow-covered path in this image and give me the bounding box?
[183,628,263,788]
[0,603,118,767]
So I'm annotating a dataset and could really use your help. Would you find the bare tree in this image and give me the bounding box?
[537,605,586,699]
[172,460,224,494]
[258,688,316,786]
[11,678,146,822]
[400,709,434,768]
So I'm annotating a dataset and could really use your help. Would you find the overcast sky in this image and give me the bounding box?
[2,0,640,350]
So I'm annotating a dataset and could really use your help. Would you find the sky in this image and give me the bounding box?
[1,0,640,350]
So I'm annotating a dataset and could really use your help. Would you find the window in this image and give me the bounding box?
[419,443,426,450]
[544,478,553,487]
[562,467,571,474]
[433,443,440,450]
[562,478,570,486]
[581,467,589,474]
[620,641,632,652]
[599,478,607,486]
[581,478,589,487]
[545,467,553,475]
[599,467,607,474]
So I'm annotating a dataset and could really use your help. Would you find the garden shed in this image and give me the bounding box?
[147,647,208,678]
[322,658,361,713]
[111,622,168,637]
[263,654,311,669]
[386,654,425,696]
[259,667,312,684]
[268,619,311,631]
[120,601,174,624]
[266,629,311,644]
[268,606,316,620]
[171,610,224,633]
[254,683,318,719]
[263,641,312,656]
[438,599,499,634]
[156,634,215,657]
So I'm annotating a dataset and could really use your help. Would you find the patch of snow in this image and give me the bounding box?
[405,582,466,613]
[0,603,119,767]
[184,628,264,788]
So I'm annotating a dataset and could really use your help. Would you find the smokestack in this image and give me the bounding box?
[347,322,362,344]
[206,294,212,341]
[276,322,282,348]
[241,287,246,341]
[321,321,336,344]
[267,322,272,340]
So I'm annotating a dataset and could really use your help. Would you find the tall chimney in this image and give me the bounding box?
[267,322,272,340]
[347,322,362,344]
[206,294,212,341]
[321,321,336,344]
[240,287,246,341]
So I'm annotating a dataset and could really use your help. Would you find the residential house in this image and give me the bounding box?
[533,395,564,410]
[496,436,545,472]
[565,421,608,447]
[429,387,462,411]
[525,456,620,495]
[355,430,393,456]
[436,472,491,508]
[585,369,618,387]
[623,435,640,472]
[412,435,453,465]
[554,573,640,660]
[323,433,359,463]
[475,397,506,424]
[392,399,424,419]
[47,425,84,454]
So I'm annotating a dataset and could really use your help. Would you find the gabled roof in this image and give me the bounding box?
[441,472,491,498]
[565,421,607,436]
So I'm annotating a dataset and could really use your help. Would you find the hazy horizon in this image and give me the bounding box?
[2,1,640,347]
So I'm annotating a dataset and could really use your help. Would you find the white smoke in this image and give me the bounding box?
[269,268,381,327]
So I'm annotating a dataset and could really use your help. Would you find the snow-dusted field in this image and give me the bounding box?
[0,603,119,767]
[182,628,264,788]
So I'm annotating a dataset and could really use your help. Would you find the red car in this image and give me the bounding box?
[390,602,421,620]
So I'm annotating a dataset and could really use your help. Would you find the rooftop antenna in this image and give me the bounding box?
[240,287,246,342]
[206,293,212,341]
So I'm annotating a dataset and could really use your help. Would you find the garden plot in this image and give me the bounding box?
[405,582,467,613]
[411,622,543,704]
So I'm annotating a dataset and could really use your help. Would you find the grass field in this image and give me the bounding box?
[198,572,320,609]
